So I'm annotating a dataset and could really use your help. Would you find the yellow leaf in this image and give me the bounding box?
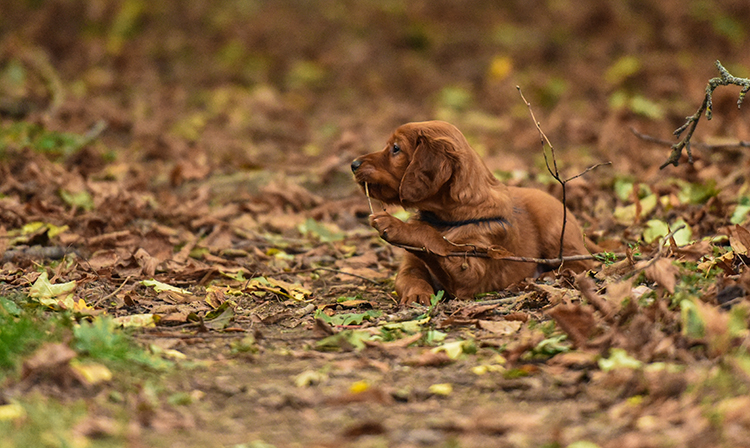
[141,279,191,294]
[73,299,93,312]
[349,380,370,394]
[428,383,453,396]
[113,314,155,328]
[488,55,513,81]
[70,360,113,385]
[0,401,25,421]
[28,272,77,310]
[431,340,468,360]
[294,370,327,388]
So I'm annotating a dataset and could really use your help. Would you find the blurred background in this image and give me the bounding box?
[1,0,749,200]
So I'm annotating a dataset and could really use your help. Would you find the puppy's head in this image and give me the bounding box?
[351,120,475,207]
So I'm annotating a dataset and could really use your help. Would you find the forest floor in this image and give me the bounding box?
[2,1,750,447]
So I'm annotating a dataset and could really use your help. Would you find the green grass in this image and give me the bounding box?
[0,295,66,379]
[0,295,177,446]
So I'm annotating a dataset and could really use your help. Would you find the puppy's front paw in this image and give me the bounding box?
[398,287,435,307]
[369,212,404,243]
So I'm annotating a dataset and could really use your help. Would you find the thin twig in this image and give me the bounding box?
[364,182,374,214]
[565,161,613,182]
[92,275,132,308]
[623,224,685,280]
[630,127,750,149]
[517,86,611,266]
[517,86,568,263]
[660,60,750,169]
[389,240,629,263]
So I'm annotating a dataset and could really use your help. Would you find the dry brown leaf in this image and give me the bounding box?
[641,258,679,294]
[733,224,750,255]
[477,319,522,335]
[405,350,453,367]
[546,304,597,348]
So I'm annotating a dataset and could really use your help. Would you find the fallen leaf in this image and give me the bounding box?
[113,314,155,328]
[431,340,476,359]
[141,279,191,294]
[428,383,453,396]
[294,369,327,387]
[598,348,642,371]
[0,401,25,421]
[546,304,597,348]
[477,319,522,335]
[641,258,679,294]
[28,272,77,310]
[70,360,113,385]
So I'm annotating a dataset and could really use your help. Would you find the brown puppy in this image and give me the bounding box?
[351,120,594,306]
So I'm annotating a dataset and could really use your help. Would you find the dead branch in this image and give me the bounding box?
[660,60,750,169]
[388,240,628,264]
[630,127,750,150]
[516,86,611,265]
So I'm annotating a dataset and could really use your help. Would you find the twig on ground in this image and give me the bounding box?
[2,245,78,262]
[659,60,750,169]
[92,275,132,308]
[623,224,685,280]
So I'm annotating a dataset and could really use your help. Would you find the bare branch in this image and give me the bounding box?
[516,86,611,266]
[517,86,567,262]
[660,60,750,169]
[388,240,628,264]
[631,127,750,149]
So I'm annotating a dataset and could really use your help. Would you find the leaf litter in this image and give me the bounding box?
[2,1,750,447]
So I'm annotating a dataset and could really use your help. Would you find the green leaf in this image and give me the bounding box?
[0,297,22,317]
[203,302,235,330]
[381,316,430,334]
[314,309,382,326]
[629,95,664,120]
[59,189,94,211]
[643,219,692,245]
[613,178,635,201]
[438,86,473,111]
[315,330,372,351]
[532,334,570,356]
[680,299,705,339]
[432,339,476,359]
[728,305,749,338]
[598,348,642,371]
[613,193,657,225]
[731,196,750,224]
[605,55,641,85]
[676,179,718,205]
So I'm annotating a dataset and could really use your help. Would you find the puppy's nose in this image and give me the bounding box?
[351,159,362,173]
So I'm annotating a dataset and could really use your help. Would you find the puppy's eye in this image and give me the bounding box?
[391,144,401,155]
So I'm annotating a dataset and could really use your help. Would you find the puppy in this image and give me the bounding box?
[351,120,594,306]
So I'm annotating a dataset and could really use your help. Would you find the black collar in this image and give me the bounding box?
[418,210,509,229]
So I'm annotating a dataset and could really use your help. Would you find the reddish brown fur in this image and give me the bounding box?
[351,120,594,306]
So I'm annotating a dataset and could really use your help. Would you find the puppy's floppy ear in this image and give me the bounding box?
[399,132,454,204]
